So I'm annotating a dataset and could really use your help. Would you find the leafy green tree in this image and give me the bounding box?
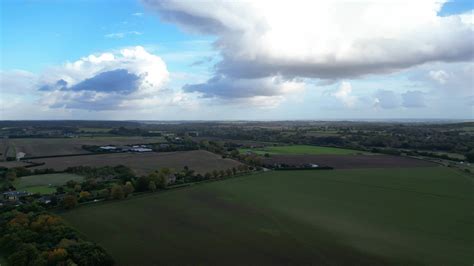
[62,194,78,209]
[148,181,157,192]
[8,243,40,266]
[135,176,150,192]
[47,248,68,265]
[159,167,171,176]
[67,242,114,266]
[123,181,134,197]
[98,188,109,198]
[219,170,225,178]
[5,169,17,181]
[66,180,78,188]
[157,174,168,189]
[465,151,474,163]
[111,185,124,200]
[79,191,91,200]
[74,184,82,192]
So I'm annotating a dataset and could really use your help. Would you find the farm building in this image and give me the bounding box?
[130,147,153,152]
[3,191,31,201]
[100,146,117,151]
[16,152,26,161]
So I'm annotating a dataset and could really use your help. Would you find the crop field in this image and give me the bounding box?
[61,167,473,265]
[31,150,241,175]
[263,154,436,169]
[13,173,84,194]
[239,145,364,155]
[0,161,31,168]
[2,136,166,158]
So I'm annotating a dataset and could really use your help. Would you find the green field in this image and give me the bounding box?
[14,173,84,194]
[239,144,364,155]
[0,255,7,266]
[60,167,473,265]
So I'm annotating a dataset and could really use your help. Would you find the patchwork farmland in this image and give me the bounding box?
[2,121,473,266]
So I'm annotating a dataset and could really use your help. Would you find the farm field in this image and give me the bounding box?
[61,167,474,265]
[239,145,365,155]
[2,136,166,158]
[263,154,436,169]
[31,150,241,175]
[13,173,84,194]
[0,161,30,168]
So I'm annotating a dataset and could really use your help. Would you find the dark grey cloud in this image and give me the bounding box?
[38,69,143,111]
[49,91,130,111]
[184,75,302,99]
[39,79,68,91]
[39,69,140,94]
[69,69,140,93]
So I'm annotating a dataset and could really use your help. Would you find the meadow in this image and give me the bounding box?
[239,145,364,155]
[13,173,84,194]
[60,167,473,265]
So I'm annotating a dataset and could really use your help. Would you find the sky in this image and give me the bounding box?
[0,0,473,120]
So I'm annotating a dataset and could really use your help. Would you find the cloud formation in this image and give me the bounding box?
[104,31,142,39]
[37,46,169,110]
[143,0,474,100]
[331,81,358,108]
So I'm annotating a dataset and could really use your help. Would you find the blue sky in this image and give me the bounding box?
[1,0,215,72]
[0,0,473,120]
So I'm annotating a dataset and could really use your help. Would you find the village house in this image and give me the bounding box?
[3,191,31,201]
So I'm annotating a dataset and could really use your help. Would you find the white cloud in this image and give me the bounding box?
[132,12,144,16]
[144,0,473,83]
[36,46,170,110]
[429,70,450,84]
[104,31,142,39]
[331,81,358,108]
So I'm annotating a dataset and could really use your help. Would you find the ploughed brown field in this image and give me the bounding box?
[0,161,31,168]
[29,150,241,175]
[1,137,166,158]
[263,154,437,169]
